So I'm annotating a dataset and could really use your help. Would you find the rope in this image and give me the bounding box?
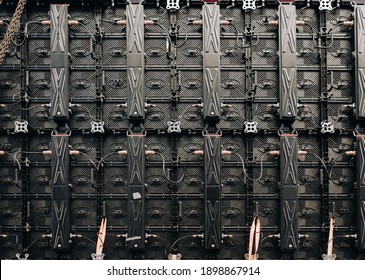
[0,0,27,64]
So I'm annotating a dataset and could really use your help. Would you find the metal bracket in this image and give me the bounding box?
[319,0,333,11]
[91,121,105,133]
[14,121,28,133]
[91,253,105,260]
[167,121,181,133]
[242,0,256,10]
[244,121,258,133]
[166,0,180,10]
[15,253,29,260]
[321,122,334,134]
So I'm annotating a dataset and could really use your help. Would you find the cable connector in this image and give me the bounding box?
[116,20,126,26]
[297,103,308,108]
[268,20,278,26]
[221,103,232,108]
[0,104,6,108]
[344,234,357,238]
[222,150,232,156]
[70,103,82,108]
[220,20,230,26]
[269,151,280,156]
[222,234,233,238]
[0,20,4,27]
[269,234,280,238]
[192,20,202,26]
[116,103,127,108]
[193,150,204,155]
[192,234,204,238]
[0,234,8,238]
[118,150,128,156]
[145,150,156,156]
[298,150,308,155]
[116,234,127,238]
[146,234,158,238]
[42,150,52,156]
[70,234,82,238]
[192,103,203,108]
[342,21,353,27]
[69,20,80,26]
[69,150,80,156]
[267,103,279,109]
[299,234,309,238]
[41,234,52,238]
[0,151,5,156]
[345,150,356,156]
[41,20,51,26]
[145,103,156,108]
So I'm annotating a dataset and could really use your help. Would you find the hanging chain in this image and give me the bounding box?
[0,0,27,65]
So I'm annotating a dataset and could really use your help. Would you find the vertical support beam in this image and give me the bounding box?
[127,134,145,251]
[355,5,365,119]
[202,3,221,120]
[51,133,70,250]
[357,136,365,250]
[50,5,69,119]
[126,2,145,119]
[204,134,221,251]
[278,4,297,119]
[280,135,298,251]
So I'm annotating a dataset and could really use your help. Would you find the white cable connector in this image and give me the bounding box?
[193,150,204,155]
[41,234,52,238]
[146,234,158,238]
[299,234,309,238]
[70,234,83,238]
[222,234,233,238]
[345,151,356,156]
[192,103,203,108]
[118,150,128,156]
[145,150,156,156]
[192,234,204,238]
[0,151,5,156]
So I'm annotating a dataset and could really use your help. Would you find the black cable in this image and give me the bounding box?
[97,152,124,171]
[306,151,330,177]
[71,104,98,122]
[156,152,187,184]
[76,151,98,170]
[169,235,198,253]
[2,151,22,171]
[155,22,189,49]
[329,152,350,183]
[230,23,260,49]
[79,235,97,246]
[73,22,96,42]
[324,235,352,249]
[22,236,46,253]
[235,152,272,181]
